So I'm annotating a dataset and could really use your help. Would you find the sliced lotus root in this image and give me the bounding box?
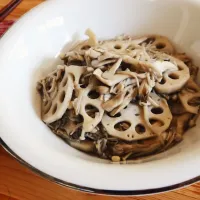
[143,93,172,135]
[73,79,104,139]
[102,104,154,141]
[102,90,127,112]
[98,37,147,54]
[129,35,175,54]
[42,73,74,124]
[58,65,87,86]
[174,54,199,79]
[155,58,190,94]
[179,90,200,114]
[95,35,174,57]
[148,35,175,54]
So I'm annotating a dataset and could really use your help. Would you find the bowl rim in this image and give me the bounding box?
[1,138,199,196]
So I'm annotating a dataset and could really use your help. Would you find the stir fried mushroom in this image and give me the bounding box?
[188,114,199,128]
[38,30,200,162]
[93,59,130,86]
[111,137,162,157]
[96,86,110,95]
[111,88,137,116]
[69,140,95,153]
[185,78,200,93]
[176,113,193,139]
[169,101,187,115]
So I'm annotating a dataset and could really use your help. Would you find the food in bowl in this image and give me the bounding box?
[37,29,200,162]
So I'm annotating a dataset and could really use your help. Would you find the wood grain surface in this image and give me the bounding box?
[0,0,44,20]
[0,0,200,200]
[1,146,200,200]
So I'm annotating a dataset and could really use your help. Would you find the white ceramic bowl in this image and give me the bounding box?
[0,0,200,195]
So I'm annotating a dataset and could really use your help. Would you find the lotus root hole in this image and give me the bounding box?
[168,73,179,80]
[85,105,99,118]
[149,118,164,127]
[159,78,166,85]
[60,70,65,81]
[80,84,88,89]
[88,90,100,99]
[81,45,91,50]
[114,121,131,132]
[156,43,166,49]
[52,104,58,114]
[59,91,66,103]
[151,107,164,114]
[108,112,121,118]
[120,62,134,71]
[135,124,146,134]
[114,44,122,50]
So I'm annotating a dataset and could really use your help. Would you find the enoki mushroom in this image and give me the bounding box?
[37,29,200,162]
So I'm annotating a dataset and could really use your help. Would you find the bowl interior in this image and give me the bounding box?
[0,0,200,191]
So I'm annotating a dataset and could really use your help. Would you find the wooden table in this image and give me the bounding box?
[0,1,200,200]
